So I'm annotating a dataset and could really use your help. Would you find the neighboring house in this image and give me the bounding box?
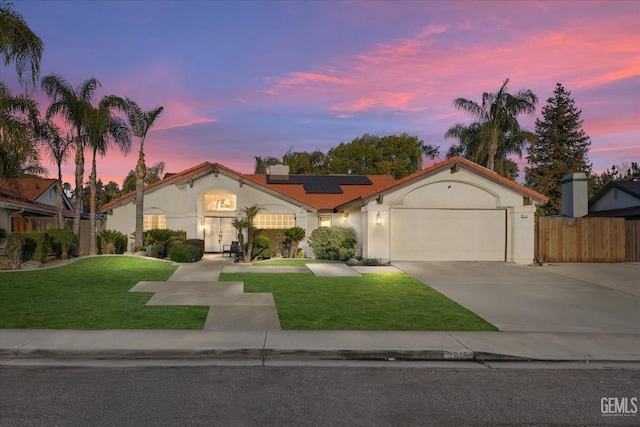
[588,181,640,219]
[0,177,75,254]
[101,156,548,264]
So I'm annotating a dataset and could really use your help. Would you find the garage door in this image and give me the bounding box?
[390,209,506,261]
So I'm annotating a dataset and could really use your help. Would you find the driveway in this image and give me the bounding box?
[394,262,640,333]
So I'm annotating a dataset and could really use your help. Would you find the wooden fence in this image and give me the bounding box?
[625,220,640,262]
[536,216,639,262]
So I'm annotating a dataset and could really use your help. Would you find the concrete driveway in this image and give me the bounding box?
[394,262,640,334]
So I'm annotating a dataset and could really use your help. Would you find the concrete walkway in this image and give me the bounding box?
[134,255,282,330]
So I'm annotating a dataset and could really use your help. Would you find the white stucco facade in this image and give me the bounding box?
[102,158,546,264]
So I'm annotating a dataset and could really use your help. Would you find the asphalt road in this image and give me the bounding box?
[1,365,638,426]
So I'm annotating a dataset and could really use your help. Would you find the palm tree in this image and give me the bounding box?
[0,1,43,88]
[39,120,72,227]
[124,98,164,248]
[447,78,537,172]
[242,204,262,263]
[42,74,99,254]
[0,81,44,178]
[84,96,131,255]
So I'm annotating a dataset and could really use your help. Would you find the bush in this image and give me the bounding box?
[308,227,357,261]
[284,226,305,258]
[256,229,287,257]
[21,231,51,263]
[361,258,381,266]
[48,228,76,259]
[252,234,271,259]
[169,243,203,263]
[6,233,26,269]
[183,239,204,256]
[97,229,128,254]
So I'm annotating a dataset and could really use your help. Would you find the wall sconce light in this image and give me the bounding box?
[343,213,348,222]
[375,212,382,225]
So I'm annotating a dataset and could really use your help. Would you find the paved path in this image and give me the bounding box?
[134,255,282,330]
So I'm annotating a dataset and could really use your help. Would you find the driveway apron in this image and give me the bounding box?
[394,262,640,334]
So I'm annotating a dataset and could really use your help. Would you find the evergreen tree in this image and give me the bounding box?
[525,83,592,215]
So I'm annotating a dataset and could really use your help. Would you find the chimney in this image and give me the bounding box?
[561,172,588,217]
[268,164,290,181]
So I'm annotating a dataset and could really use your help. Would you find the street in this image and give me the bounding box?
[1,363,638,426]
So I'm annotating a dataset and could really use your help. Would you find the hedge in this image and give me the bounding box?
[308,227,357,261]
[169,243,203,263]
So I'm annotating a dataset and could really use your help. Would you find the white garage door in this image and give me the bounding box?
[390,209,506,261]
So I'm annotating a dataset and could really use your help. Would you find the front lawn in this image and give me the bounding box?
[220,272,497,331]
[0,257,208,329]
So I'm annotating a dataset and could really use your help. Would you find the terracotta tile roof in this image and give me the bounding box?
[350,156,549,205]
[242,174,395,211]
[101,157,548,213]
[0,177,56,200]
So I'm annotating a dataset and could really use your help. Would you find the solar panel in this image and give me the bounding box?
[265,174,372,194]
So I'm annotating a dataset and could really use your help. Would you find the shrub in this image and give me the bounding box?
[308,227,357,261]
[144,228,186,257]
[284,226,305,258]
[361,258,381,266]
[169,243,203,263]
[183,239,204,256]
[256,229,287,257]
[97,229,128,254]
[252,234,271,259]
[6,233,26,269]
[21,231,51,263]
[149,245,159,258]
[48,228,76,259]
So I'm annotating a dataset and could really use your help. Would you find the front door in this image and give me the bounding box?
[204,217,235,253]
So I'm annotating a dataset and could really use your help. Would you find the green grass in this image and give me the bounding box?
[220,272,497,331]
[253,259,337,266]
[0,257,208,329]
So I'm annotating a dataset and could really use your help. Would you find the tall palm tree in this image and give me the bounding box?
[39,120,72,227]
[0,1,43,88]
[448,78,537,172]
[42,74,99,254]
[0,81,44,178]
[124,98,164,249]
[84,96,131,255]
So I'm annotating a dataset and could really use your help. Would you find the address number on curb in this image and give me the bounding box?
[444,350,474,359]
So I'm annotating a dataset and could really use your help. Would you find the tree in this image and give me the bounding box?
[84,96,131,255]
[241,204,262,262]
[124,99,164,248]
[283,226,305,258]
[447,78,538,173]
[591,161,639,194]
[42,74,99,254]
[525,83,592,215]
[254,156,280,174]
[445,121,521,180]
[327,133,425,179]
[39,120,72,227]
[122,161,166,194]
[0,81,44,178]
[0,1,43,88]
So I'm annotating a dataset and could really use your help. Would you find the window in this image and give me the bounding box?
[204,193,236,212]
[253,213,295,229]
[144,214,166,231]
[319,216,332,227]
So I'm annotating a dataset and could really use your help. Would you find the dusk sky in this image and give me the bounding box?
[3,0,639,186]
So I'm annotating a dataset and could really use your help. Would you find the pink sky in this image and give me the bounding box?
[4,1,639,186]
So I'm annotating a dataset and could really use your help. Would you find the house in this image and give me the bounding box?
[588,181,640,219]
[100,156,548,264]
[0,177,75,254]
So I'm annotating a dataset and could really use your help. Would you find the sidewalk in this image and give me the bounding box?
[1,255,639,363]
[2,329,639,362]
